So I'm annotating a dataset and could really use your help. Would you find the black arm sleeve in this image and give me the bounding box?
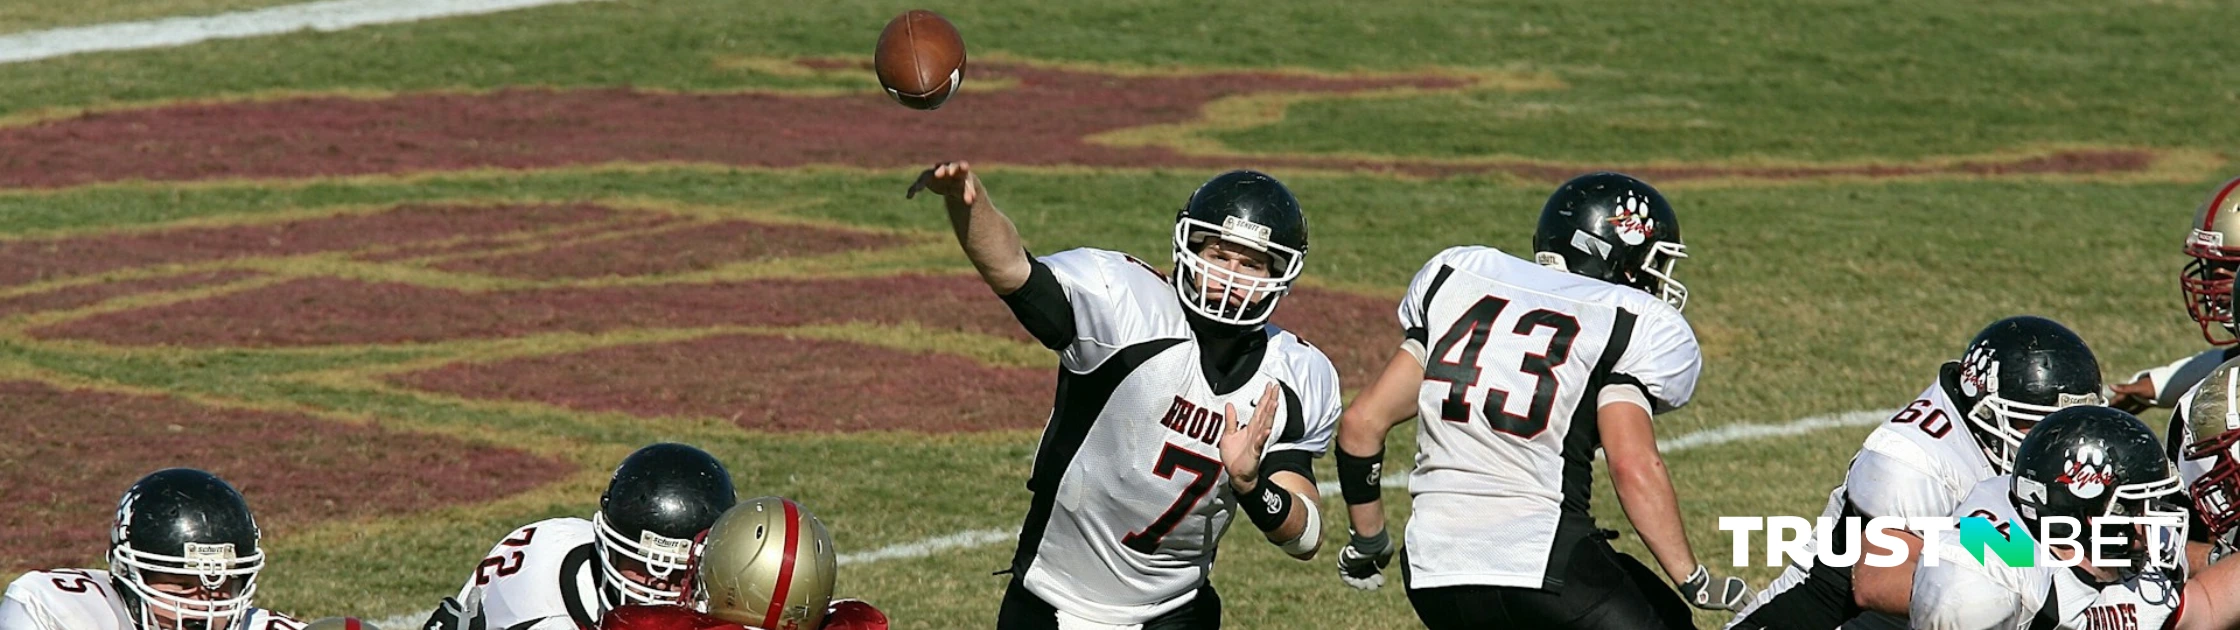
[1261,450,1316,485]
[1000,256,1077,350]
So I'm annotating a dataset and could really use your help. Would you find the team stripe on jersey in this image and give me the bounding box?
[762,500,802,630]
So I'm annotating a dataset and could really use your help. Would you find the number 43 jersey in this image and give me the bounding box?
[1009,248,1342,626]
[1397,246,1702,590]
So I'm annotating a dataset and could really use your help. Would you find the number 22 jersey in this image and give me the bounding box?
[1397,246,1702,590]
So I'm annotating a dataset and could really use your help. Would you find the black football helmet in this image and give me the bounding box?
[1170,169,1308,326]
[1944,316,2106,474]
[107,468,264,630]
[1532,172,1688,310]
[2010,406,2186,572]
[593,443,738,610]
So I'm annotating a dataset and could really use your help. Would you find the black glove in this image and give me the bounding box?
[422,594,487,630]
[1677,565,1751,611]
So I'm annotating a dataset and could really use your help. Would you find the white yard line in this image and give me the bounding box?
[0,0,599,65]
[372,611,426,628]
[836,527,1015,566]
[367,408,1894,625]
[1313,408,1895,496]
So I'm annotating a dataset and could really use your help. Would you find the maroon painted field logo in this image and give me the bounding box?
[0,57,2166,573]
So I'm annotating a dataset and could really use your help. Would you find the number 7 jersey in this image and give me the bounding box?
[1008,248,1343,625]
[1397,246,1702,589]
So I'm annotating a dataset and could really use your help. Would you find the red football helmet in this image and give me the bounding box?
[2181,176,2240,345]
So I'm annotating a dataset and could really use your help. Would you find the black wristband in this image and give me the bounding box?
[1335,448,1384,506]
[1238,481,1293,533]
[1349,528,1392,556]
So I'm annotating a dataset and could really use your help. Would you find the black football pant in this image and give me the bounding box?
[1404,538,1694,630]
[996,576,1221,629]
[1724,559,1859,630]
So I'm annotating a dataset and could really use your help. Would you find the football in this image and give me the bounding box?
[873,9,967,110]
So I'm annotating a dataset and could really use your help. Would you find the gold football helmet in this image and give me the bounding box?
[2184,357,2240,554]
[2182,176,2240,344]
[302,618,381,630]
[693,497,838,630]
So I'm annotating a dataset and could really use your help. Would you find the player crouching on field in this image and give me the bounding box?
[2167,351,2240,568]
[599,497,887,630]
[1,468,303,630]
[425,443,738,630]
[1906,405,2240,630]
[1729,316,2106,630]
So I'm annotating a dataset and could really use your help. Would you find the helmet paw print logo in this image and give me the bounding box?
[1959,344,1999,398]
[1608,191,1658,246]
[112,490,137,545]
[2055,445,2113,500]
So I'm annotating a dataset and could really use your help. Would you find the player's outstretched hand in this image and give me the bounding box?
[2108,377,2156,414]
[1220,383,1280,490]
[906,161,979,204]
[1336,529,1395,590]
[1678,565,1751,612]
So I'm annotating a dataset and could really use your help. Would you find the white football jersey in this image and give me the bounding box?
[1395,246,1700,589]
[1909,477,2183,630]
[0,569,302,630]
[1010,248,1342,625]
[454,518,602,630]
[1730,379,1994,629]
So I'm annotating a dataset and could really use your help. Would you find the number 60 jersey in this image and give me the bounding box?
[0,569,302,630]
[1397,246,1701,590]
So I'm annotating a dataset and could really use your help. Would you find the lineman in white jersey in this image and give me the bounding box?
[910,163,1339,629]
[1902,405,2240,630]
[1331,172,1747,630]
[1730,316,2108,630]
[1,468,303,630]
[2165,354,2240,569]
[422,443,737,630]
[2160,285,2240,570]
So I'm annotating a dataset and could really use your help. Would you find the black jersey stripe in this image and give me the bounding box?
[1008,338,1188,576]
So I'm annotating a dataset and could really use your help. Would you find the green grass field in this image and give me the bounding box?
[0,1,2233,628]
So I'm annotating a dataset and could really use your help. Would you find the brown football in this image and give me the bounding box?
[873,10,967,110]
